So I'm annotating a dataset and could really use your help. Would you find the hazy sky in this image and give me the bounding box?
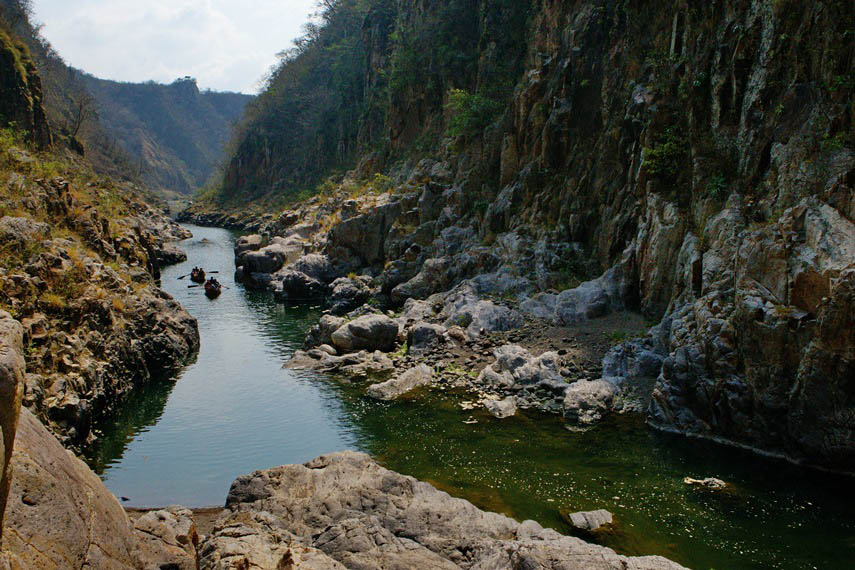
[31,0,318,94]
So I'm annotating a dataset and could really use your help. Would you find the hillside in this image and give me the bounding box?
[0,0,251,198]
[190,0,855,472]
[81,75,252,196]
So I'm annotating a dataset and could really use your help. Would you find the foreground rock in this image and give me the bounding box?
[133,506,200,570]
[0,312,25,541]
[2,408,201,569]
[3,409,143,568]
[201,452,685,570]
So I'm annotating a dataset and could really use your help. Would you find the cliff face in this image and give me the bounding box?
[489,0,854,468]
[205,0,854,470]
[0,25,50,148]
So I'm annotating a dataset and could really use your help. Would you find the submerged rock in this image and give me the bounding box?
[484,396,518,419]
[683,477,728,490]
[564,509,614,532]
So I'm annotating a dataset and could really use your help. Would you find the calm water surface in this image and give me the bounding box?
[85,225,855,570]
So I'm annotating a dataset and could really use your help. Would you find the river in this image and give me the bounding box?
[85,225,855,570]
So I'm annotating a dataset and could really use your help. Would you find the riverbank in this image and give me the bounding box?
[0,143,200,449]
[77,222,855,570]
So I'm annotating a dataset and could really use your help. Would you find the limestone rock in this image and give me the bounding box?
[521,265,627,325]
[563,380,617,425]
[273,269,328,301]
[3,410,142,569]
[406,322,446,355]
[366,364,433,401]
[200,511,346,570]
[304,315,346,349]
[328,276,373,315]
[330,314,398,353]
[484,397,518,419]
[133,506,200,570]
[203,452,686,570]
[154,242,188,266]
[564,509,614,532]
[234,234,263,258]
[0,216,50,244]
[293,253,335,283]
[0,312,24,539]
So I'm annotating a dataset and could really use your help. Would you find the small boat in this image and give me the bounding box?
[204,279,222,299]
[190,268,206,283]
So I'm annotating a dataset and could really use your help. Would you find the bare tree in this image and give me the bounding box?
[67,92,97,137]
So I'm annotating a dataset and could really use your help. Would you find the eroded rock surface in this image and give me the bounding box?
[2,409,142,569]
[201,452,686,570]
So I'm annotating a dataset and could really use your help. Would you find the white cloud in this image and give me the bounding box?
[31,0,319,93]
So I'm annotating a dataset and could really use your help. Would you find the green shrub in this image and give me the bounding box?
[446,89,502,139]
[643,128,689,182]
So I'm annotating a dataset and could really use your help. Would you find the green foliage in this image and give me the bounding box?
[707,174,730,202]
[214,0,532,206]
[446,89,502,139]
[643,128,690,182]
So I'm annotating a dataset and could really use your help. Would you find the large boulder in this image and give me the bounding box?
[563,380,617,425]
[293,254,335,283]
[2,409,142,568]
[154,243,188,266]
[0,216,50,244]
[233,234,263,258]
[239,238,304,276]
[521,265,628,325]
[406,322,446,355]
[304,315,347,348]
[273,269,328,301]
[201,452,686,570]
[328,276,373,315]
[330,315,399,353]
[0,311,24,540]
[477,345,571,415]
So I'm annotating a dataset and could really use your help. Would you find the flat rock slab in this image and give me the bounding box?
[366,364,433,400]
[202,451,687,570]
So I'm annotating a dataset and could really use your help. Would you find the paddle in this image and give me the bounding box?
[177,273,191,280]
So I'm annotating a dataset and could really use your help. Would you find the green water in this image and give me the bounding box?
[85,225,855,570]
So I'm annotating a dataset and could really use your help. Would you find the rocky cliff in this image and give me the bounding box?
[195,0,854,472]
[0,153,200,448]
[0,23,50,148]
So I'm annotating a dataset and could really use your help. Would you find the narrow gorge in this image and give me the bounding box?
[1,1,853,569]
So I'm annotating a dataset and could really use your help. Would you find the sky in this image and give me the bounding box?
[31,0,318,94]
